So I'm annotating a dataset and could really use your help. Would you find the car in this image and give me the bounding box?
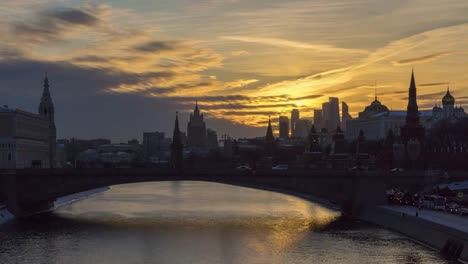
[390,168,404,172]
[272,164,288,171]
[446,202,460,214]
[459,206,468,216]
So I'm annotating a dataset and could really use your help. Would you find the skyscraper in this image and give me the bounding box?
[322,102,330,131]
[187,101,207,149]
[328,97,340,131]
[279,116,289,139]
[341,101,352,130]
[290,109,300,138]
[313,109,323,130]
[38,74,56,168]
[400,70,425,143]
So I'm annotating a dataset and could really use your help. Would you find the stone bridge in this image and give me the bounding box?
[0,168,434,217]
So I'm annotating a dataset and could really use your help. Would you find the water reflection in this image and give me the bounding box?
[0,182,455,264]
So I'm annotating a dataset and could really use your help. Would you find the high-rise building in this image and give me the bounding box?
[322,102,330,131]
[278,116,289,139]
[187,101,207,149]
[295,119,311,138]
[341,101,352,130]
[313,109,323,130]
[401,70,425,143]
[38,74,56,168]
[328,97,340,132]
[290,109,300,138]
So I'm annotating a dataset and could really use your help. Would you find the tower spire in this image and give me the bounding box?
[38,73,56,168]
[171,111,183,171]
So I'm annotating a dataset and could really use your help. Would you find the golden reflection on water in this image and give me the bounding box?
[56,182,340,254]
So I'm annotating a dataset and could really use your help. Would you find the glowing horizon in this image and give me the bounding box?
[1,0,468,140]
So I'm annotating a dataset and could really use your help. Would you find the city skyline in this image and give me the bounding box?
[1,1,468,141]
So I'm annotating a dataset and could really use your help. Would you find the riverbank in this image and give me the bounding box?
[359,206,468,263]
[0,187,110,225]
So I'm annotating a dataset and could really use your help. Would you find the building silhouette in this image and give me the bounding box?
[187,101,207,149]
[170,112,183,170]
[142,132,170,161]
[38,74,56,168]
[264,116,275,156]
[313,109,323,130]
[341,101,352,131]
[432,87,466,121]
[278,116,289,139]
[400,70,425,143]
[290,109,300,138]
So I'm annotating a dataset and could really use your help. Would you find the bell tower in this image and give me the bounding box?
[38,73,56,168]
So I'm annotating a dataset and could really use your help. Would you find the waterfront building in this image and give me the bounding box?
[187,101,207,149]
[142,132,171,160]
[0,106,50,169]
[38,74,56,168]
[290,109,300,138]
[278,116,289,139]
[341,101,352,131]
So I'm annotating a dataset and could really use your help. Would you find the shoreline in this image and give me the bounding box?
[359,206,468,263]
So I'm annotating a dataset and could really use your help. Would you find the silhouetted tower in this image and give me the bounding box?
[308,125,321,152]
[332,126,346,154]
[170,112,183,171]
[401,70,425,143]
[265,116,276,156]
[38,73,56,168]
[356,129,366,154]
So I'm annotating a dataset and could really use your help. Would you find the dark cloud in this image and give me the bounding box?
[419,82,449,87]
[393,52,451,66]
[12,7,101,42]
[134,41,182,53]
[291,94,323,100]
[46,8,99,26]
[401,91,445,101]
[200,103,297,110]
[170,95,250,102]
[221,111,278,116]
[0,59,172,97]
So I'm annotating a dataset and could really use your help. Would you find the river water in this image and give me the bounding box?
[0,182,455,264]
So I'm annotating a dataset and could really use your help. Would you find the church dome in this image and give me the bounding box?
[442,88,455,106]
[364,97,389,113]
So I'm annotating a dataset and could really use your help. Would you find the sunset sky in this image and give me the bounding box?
[1,0,468,141]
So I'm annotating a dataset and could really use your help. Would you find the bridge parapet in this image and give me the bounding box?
[0,168,431,217]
